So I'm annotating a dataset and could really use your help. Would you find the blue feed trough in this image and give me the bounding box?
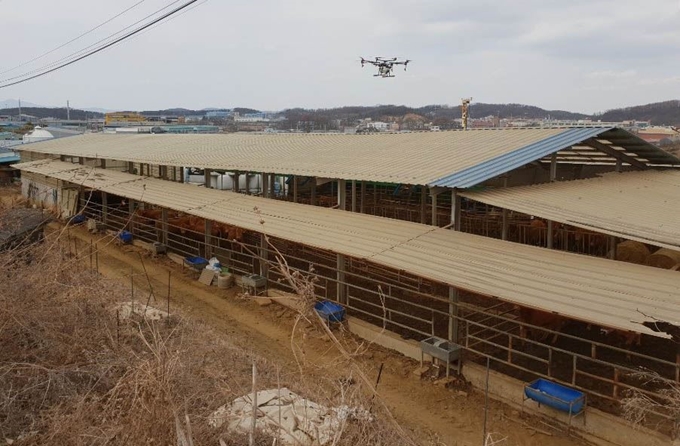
[184,256,208,271]
[118,230,133,244]
[314,301,345,323]
[524,379,585,415]
[70,214,86,225]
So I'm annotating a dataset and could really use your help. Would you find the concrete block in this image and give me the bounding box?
[255,298,273,307]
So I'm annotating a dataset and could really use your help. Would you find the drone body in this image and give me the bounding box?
[360,57,410,78]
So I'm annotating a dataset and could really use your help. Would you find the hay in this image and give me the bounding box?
[616,241,651,265]
[647,248,680,269]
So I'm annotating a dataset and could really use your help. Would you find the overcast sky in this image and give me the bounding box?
[2,0,680,113]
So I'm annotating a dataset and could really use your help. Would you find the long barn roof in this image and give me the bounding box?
[17,127,680,187]
[462,170,680,251]
[16,159,680,338]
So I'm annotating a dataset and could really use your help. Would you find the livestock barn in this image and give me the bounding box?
[14,128,680,445]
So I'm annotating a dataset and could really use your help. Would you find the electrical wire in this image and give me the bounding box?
[0,0,183,85]
[0,0,199,89]
[0,0,149,76]
[121,0,209,43]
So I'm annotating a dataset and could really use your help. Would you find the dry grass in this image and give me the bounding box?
[0,201,419,445]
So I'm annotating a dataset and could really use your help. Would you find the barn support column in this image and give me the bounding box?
[293,176,298,203]
[451,189,461,230]
[259,233,269,278]
[204,169,212,189]
[101,192,108,224]
[233,172,240,193]
[311,178,317,205]
[204,220,213,258]
[608,236,617,260]
[373,184,377,215]
[502,177,509,240]
[351,180,357,212]
[337,179,347,210]
[161,208,168,245]
[448,287,459,343]
[78,157,84,165]
[180,167,185,183]
[279,176,285,197]
[262,173,269,198]
[430,188,438,226]
[420,186,426,224]
[360,181,366,213]
[101,159,107,169]
[336,254,346,305]
[128,199,135,234]
[547,154,557,248]
[270,174,276,197]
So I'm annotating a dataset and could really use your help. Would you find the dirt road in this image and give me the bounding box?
[58,223,587,446]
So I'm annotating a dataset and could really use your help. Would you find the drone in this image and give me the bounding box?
[360,57,410,78]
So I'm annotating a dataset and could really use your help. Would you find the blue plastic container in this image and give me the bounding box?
[70,214,86,225]
[314,301,345,323]
[184,256,208,271]
[524,379,585,414]
[118,230,133,244]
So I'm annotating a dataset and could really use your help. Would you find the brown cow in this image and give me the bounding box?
[527,219,546,246]
[517,306,567,344]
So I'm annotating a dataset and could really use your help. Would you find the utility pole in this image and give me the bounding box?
[461,97,472,130]
[18,99,21,122]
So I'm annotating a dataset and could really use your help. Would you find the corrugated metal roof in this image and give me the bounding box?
[461,170,680,250]
[16,160,680,338]
[13,127,647,187]
[430,127,612,188]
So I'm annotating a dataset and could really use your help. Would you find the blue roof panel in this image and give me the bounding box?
[430,127,611,188]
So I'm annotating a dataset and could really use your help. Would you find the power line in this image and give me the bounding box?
[0,0,201,89]
[0,0,149,76]
[0,0,183,85]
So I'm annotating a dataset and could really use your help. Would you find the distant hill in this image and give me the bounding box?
[0,107,103,120]
[595,100,680,126]
[0,99,43,109]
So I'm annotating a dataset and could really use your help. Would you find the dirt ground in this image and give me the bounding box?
[45,220,590,446]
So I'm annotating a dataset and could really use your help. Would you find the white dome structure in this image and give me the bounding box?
[23,126,54,144]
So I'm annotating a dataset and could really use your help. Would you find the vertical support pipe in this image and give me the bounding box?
[372,183,377,214]
[547,220,554,249]
[351,180,357,212]
[430,189,438,227]
[161,208,168,245]
[616,159,622,172]
[420,186,426,224]
[128,199,135,234]
[204,168,212,189]
[234,172,240,193]
[360,181,366,213]
[310,178,317,205]
[502,177,509,240]
[101,159,107,169]
[244,173,250,194]
[448,287,459,343]
[262,172,269,198]
[337,179,347,210]
[336,253,346,304]
[101,192,108,224]
[260,233,269,278]
[293,176,298,203]
[608,236,617,260]
[270,174,276,197]
[451,189,461,231]
[205,220,213,259]
[550,152,557,181]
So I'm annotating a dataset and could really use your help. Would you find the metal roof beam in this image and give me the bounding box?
[585,139,647,170]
